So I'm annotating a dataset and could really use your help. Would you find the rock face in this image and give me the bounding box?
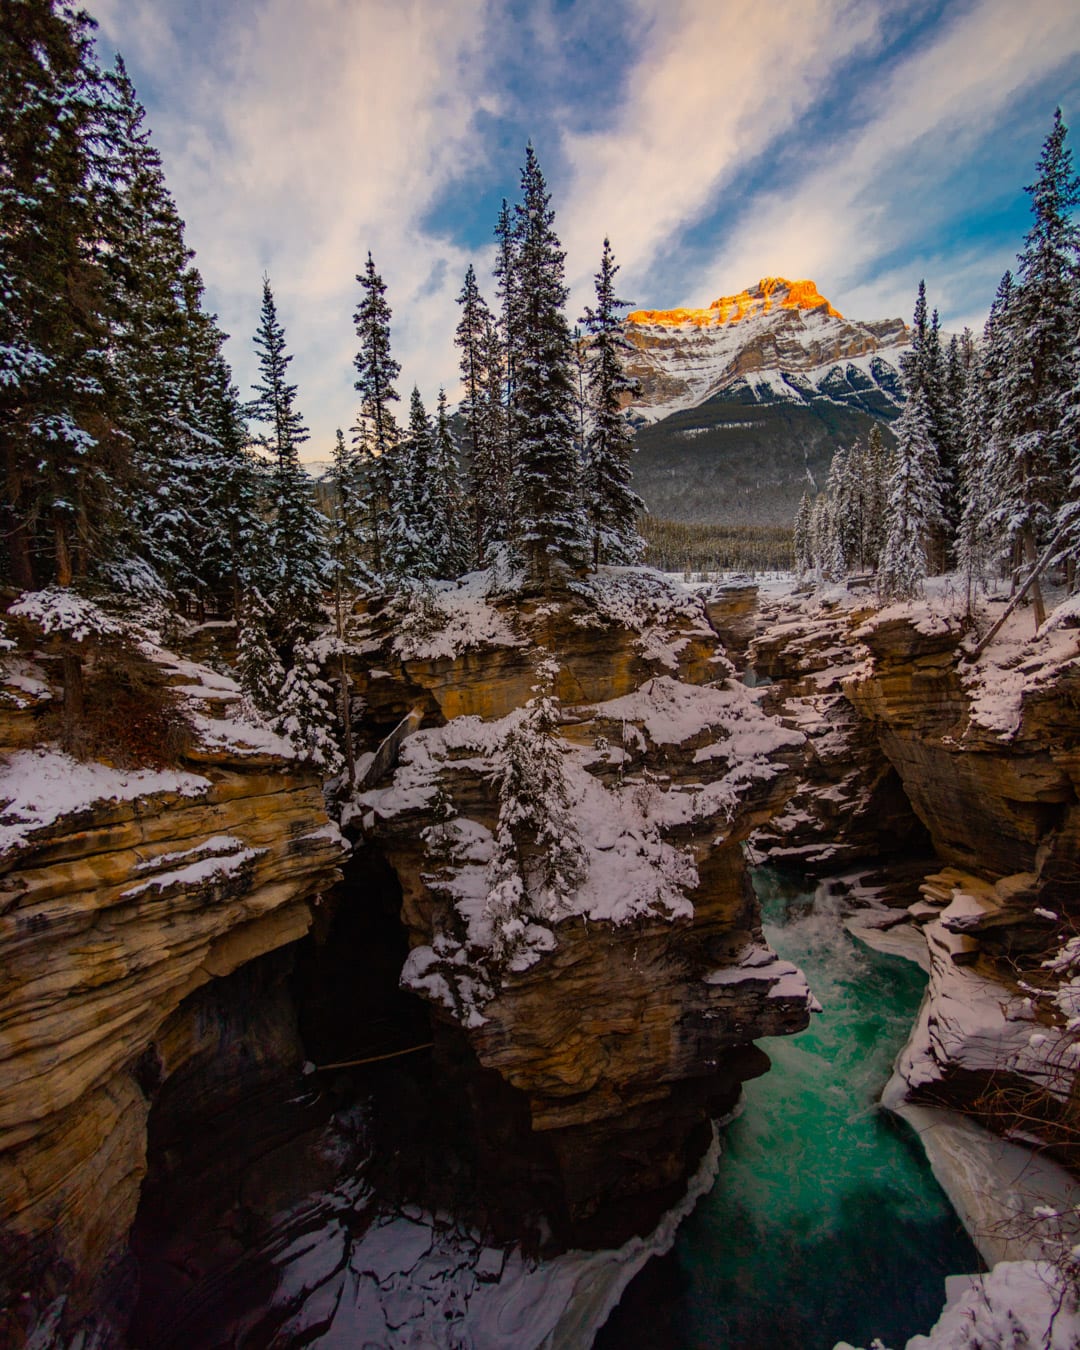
[0,626,346,1343]
[845,609,1080,892]
[346,571,816,1243]
[624,276,907,423]
[747,589,1080,1198]
[746,589,929,870]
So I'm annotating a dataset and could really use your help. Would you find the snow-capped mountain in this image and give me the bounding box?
[624,278,910,526]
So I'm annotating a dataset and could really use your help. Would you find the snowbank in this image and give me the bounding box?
[0,747,209,857]
[835,1260,1080,1350]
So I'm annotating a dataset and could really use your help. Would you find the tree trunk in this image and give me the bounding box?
[62,649,84,748]
[335,578,356,788]
[1023,527,1046,630]
[54,517,73,587]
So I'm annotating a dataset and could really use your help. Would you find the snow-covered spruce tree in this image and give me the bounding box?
[386,386,437,580]
[248,276,327,626]
[197,347,272,616]
[863,424,891,572]
[493,198,519,518]
[793,490,814,576]
[825,442,861,575]
[580,237,644,567]
[432,388,469,577]
[955,331,997,610]
[809,492,834,581]
[323,427,368,786]
[477,311,513,561]
[455,264,498,564]
[878,387,944,601]
[510,146,589,583]
[989,110,1080,626]
[352,252,401,578]
[236,588,285,718]
[483,654,587,962]
[275,637,343,775]
[0,0,121,588]
[105,57,207,604]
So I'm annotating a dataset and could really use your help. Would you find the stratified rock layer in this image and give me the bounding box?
[0,635,345,1343]
[346,573,815,1241]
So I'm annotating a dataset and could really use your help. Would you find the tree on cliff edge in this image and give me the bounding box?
[248,276,326,626]
[878,388,943,601]
[581,237,643,568]
[352,252,401,577]
[510,146,588,584]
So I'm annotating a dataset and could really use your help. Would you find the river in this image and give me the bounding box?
[596,867,980,1350]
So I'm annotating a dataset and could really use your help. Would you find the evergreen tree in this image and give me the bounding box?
[580,237,643,567]
[236,589,285,717]
[957,333,997,610]
[476,311,512,560]
[0,0,118,587]
[510,146,588,582]
[493,197,519,522]
[352,252,400,576]
[275,638,343,775]
[248,276,326,623]
[431,388,468,576]
[455,264,495,562]
[483,654,586,961]
[386,386,437,579]
[793,491,814,577]
[324,427,366,785]
[878,388,944,600]
[988,111,1080,625]
[864,423,891,570]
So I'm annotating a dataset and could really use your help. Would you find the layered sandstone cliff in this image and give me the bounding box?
[0,611,347,1343]
[342,570,816,1240]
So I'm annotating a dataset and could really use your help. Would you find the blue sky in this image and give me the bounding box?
[86,0,1080,457]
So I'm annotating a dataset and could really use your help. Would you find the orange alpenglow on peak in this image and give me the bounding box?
[627,277,842,327]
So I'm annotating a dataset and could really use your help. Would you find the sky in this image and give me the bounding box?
[86,0,1080,459]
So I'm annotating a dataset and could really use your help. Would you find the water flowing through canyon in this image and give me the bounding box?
[598,867,980,1350]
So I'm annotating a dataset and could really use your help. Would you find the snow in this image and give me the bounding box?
[569,567,718,672]
[122,841,264,900]
[388,572,523,662]
[249,1125,723,1350]
[9,588,121,642]
[0,748,209,858]
[835,1260,1080,1350]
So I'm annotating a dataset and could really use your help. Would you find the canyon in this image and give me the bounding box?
[1,570,1078,1346]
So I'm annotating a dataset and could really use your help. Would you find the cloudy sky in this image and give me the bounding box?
[87,0,1080,457]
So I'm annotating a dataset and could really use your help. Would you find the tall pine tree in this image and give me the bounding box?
[988,110,1080,625]
[580,237,643,567]
[248,276,326,626]
[878,388,944,600]
[352,252,400,578]
[510,146,587,583]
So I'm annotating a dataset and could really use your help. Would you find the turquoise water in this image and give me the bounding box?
[598,868,980,1350]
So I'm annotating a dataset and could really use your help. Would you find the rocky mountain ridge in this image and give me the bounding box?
[625,277,910,526]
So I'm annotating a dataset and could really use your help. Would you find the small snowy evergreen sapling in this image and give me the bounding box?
[482,654,587,961]
[236,590,284,719]
[274,638,343,775]
[878,388,944,601]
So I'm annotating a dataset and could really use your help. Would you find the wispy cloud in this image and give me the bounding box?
[665,0,1080,326]
[87,0,1078,452]
[91,0,496,454]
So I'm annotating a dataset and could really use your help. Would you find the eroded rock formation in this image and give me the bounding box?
[344,572,816,1242]
[0,626,346,1344]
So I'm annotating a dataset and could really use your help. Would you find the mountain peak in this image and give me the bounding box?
[627,276,842,329]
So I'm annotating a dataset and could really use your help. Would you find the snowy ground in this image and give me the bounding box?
[178,1131,723,1350]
